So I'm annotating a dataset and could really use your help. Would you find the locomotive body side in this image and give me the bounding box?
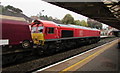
[69,24,100,38]
[43,22,58,40]
[57,24,74,39]
[57,24,100,39]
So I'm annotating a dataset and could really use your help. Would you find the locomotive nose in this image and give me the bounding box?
[31,33,44,46]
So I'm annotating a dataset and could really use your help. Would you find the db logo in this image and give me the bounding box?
[79,30,83,36]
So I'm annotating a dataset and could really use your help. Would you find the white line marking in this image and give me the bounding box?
[100,36,108,38]
[0,39,9,45]
[33,39,119,73]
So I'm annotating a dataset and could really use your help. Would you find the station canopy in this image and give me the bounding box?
[43,0,120,30]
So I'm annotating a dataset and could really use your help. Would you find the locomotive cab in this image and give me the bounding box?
[31,20,44,46]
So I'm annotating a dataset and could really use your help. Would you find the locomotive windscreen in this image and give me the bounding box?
[61,30,73,38]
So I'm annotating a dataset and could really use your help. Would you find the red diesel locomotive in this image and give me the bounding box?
[31,20,100,50]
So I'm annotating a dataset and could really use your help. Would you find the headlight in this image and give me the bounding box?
[34,36,38,41]
[39,40,41,43]
[39,40,42,45]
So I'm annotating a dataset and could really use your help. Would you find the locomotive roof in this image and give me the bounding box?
[0,14,26,21]
[37,20,100,31]
[35,20,57,27]
[69,24,99,31]
[56,24,100,31]
[1,15,29,25]
[40,20,56,25]
[55,24,73,28]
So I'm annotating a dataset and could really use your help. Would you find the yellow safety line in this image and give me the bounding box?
[59,40,116,73]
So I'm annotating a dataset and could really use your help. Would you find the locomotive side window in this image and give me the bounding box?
[38,26,43,33]
[31,27,36,33]
[31,26,43,33]
[48,27,54,34]
[61,30,73,38]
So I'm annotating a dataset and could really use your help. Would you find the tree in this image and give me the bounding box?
[0,5,4,14]
[48,16,53,21]
[62,14,74,24]
[74,20,81,25]
[44,15,48,20]
[80,20,88,27]
[87,18,102,29]
[5,5,13,10]
[5,5,22,13]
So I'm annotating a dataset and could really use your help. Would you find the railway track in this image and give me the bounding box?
[2,36,113,66]
[2,37,118,73]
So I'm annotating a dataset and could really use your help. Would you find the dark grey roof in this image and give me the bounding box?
[44,1,120,30]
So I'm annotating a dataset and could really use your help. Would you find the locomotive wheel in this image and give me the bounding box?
[36,44,49,56]
[22,40,31,49]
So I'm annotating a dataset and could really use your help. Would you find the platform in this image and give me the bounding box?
[35,39,120,73]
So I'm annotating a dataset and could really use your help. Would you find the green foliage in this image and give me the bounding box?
[74,20,81,25]
[48,16,53,20]
[62,14,74,24]
[80,20,88,27]
[5,5,22,13]
[0,5,23,15]
[0,5,7,13]
[62,14,88,27]
[87,18,102,29]
[0,5,3,14]
[39,15,62,24]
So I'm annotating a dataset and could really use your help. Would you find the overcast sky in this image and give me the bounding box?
[1,0,108,28]
[1,0,88,21]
